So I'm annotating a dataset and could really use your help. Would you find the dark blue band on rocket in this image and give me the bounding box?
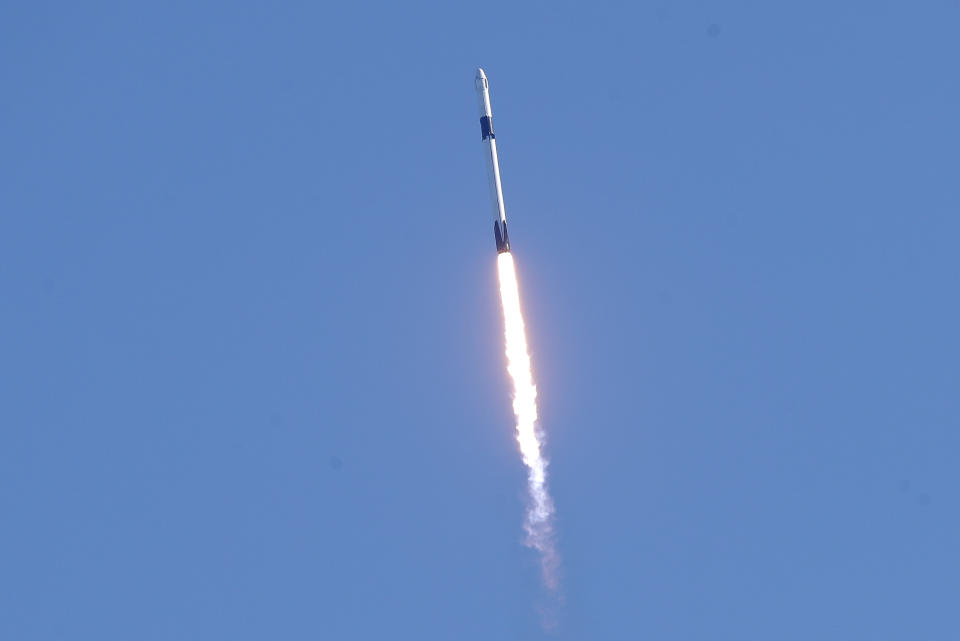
[480,115,494,140]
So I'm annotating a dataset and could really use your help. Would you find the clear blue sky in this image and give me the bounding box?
[2,2,958,639]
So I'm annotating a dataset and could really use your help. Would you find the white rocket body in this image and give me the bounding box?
[475,68,511,253]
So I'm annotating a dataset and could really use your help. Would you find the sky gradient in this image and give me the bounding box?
[2,1,959,639]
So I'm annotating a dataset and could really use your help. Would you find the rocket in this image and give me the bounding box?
[475,68,511,254]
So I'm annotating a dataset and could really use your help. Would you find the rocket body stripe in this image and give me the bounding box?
[480,115,494,139]
[475,68,511,253]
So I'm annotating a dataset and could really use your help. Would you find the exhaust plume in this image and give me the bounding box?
[496,252,559,591]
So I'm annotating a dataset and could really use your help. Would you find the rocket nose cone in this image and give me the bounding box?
[475,67,488,92]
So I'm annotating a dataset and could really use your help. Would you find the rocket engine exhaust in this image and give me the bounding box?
[497,252,559,592]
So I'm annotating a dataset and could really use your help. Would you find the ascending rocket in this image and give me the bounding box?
[475,68,511,254]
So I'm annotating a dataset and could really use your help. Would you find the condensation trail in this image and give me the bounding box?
[497,252,559,591]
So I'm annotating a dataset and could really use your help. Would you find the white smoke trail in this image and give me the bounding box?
[496,252,559,591]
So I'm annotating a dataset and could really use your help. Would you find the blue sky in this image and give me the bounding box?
[2,1,958,639]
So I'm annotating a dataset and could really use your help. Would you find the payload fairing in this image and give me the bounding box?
[475,68,511,254]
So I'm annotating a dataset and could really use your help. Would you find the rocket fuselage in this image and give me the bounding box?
[475,68,511,254]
